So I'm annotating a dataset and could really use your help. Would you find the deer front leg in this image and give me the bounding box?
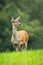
[13,44,19,51]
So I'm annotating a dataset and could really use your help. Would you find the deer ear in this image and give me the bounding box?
[16,16,20,21]
[11,16,14,22]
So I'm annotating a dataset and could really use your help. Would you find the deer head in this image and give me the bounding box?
[11,16,21,27]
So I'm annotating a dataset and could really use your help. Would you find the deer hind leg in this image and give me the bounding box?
[20,42,27,50]
[19,43,27,51]
[24,42,27,50]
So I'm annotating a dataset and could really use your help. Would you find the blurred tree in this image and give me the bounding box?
[0,0,43,51]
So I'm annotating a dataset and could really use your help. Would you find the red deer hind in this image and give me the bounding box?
[11,16,29,51]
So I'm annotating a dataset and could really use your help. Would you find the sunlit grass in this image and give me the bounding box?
[0,50,43,65]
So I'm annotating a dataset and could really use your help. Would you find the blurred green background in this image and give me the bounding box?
[0,0,43,51]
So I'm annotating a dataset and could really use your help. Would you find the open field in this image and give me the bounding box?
[0,50,43,65]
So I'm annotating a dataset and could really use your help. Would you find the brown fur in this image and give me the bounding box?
[17,30,28,43]
[16,30,29,51]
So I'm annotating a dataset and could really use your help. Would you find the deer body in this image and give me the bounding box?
[17,31,28,43]
[11,16,29,51]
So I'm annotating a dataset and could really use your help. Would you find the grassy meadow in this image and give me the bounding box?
[0,50,43,65]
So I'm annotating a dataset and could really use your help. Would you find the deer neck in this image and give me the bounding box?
[11,26,19,43]
[12,26,17,37]
[11,26,17,43]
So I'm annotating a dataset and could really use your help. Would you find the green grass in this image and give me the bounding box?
[0,50,43,65]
